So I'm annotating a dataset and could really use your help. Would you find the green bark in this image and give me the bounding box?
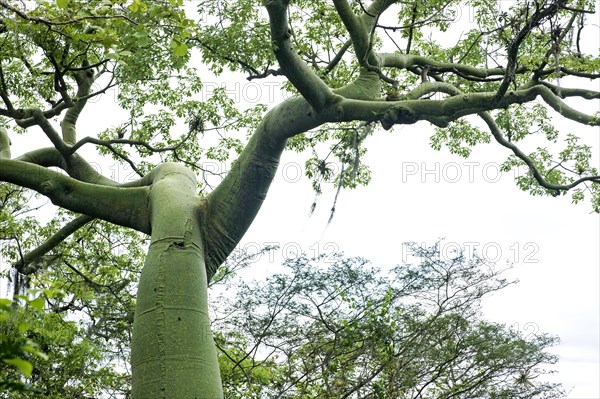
[131,163,222,398]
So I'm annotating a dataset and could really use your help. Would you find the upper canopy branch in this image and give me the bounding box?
[380,53,513,80]
[480,111,600,192]
[330,80,600,130]
[372,79,600,194]
[495,0,567,100]
[265,0,336,112]
[61,62,97,145]
[332,0,375,67]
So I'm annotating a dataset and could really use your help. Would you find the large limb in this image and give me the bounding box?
[200,0,389,279]
[8,148,152,275]
[200,96,327,280]
[332,0,376,67]
[0,159,150,233]
[0,147,153,274]
[332,0,393,70]
[8,146,151,273]
[16,148,120,186]
[334,82,600,129]
[198,75,384,279]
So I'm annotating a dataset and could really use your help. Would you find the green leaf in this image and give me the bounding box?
[29,297,45,311]
[4,358,33,377]
[172,41,188,57]
[17,322,31,333]
[56,0,69,8]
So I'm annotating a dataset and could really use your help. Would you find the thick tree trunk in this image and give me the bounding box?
[131,163,222,398]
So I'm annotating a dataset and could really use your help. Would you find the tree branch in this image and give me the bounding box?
[0,126,10,159]
[0,61,14,112]
[61,63,96,144]
[539,81,600,99]
[396,80,600,192]
[265,0,336,112]
[336,81,600,130]
[0,159,150,233]
[535,84,600,125]
[539,66,600,80]
[201,98,316,280]
[495,0,566,100]
[14,76,116,129]
[480,112,599,192]
[24,109,71,157]
[0,0,137,26]
[323,40,352,74]
[332,0,374,66]
[380,53,518,80]
[14,215,94,274]
[16,147,153,187]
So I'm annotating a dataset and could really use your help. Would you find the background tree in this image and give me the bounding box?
[212,244,565,399]
[0,0,598,397]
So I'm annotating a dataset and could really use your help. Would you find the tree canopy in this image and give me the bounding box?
[0,0,598,397]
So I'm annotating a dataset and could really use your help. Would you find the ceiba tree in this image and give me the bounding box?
[0,0,598,397]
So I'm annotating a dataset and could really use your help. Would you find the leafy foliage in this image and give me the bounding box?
[211,244,565,399]
[1,186,143,397]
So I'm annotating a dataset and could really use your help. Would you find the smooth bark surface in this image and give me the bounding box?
[131,163,222,398]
